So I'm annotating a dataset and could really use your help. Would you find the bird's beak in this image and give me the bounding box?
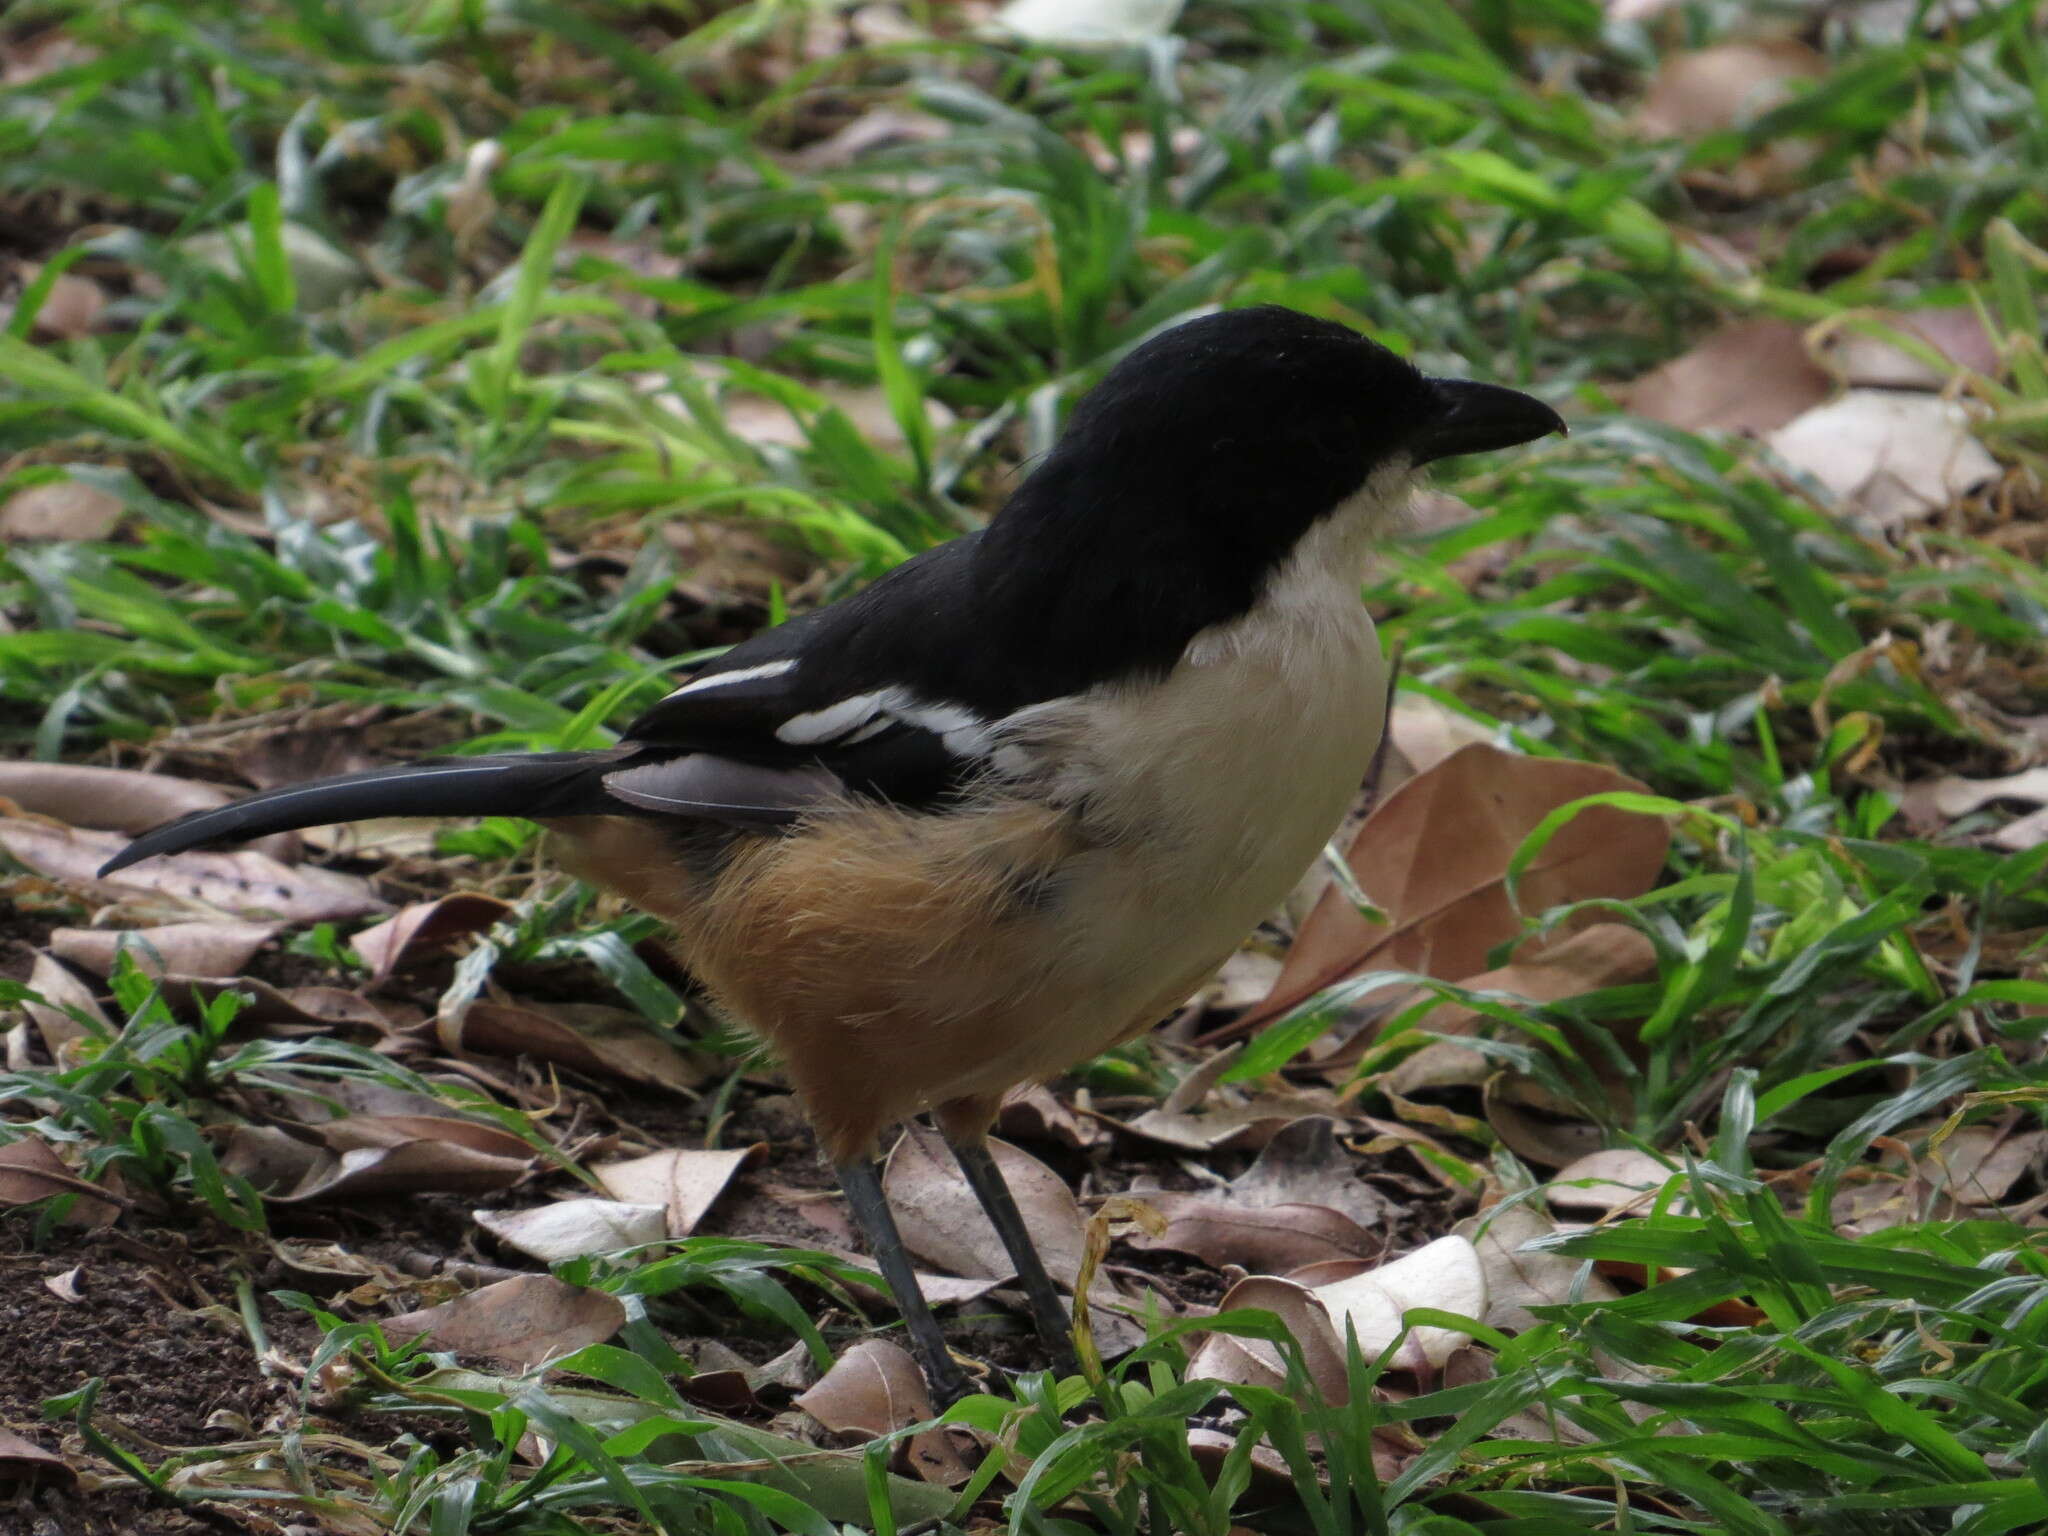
[1410,377,1567,464]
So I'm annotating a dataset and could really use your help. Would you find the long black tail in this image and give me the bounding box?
[97,750,629,877]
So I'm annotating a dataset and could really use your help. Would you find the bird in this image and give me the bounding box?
[100,305,1564,1402]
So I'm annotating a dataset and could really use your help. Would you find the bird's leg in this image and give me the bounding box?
[835,1158,973,1405]
[946,1136,1078,1364]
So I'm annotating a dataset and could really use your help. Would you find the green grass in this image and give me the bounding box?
[5,0,2048,1532]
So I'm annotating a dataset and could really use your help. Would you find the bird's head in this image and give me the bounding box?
[1053,305,1564,551]
[979,305,1565,676]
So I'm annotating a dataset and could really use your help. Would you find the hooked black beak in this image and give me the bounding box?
[1410,378,1567,465]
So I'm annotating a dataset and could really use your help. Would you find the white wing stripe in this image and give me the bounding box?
[662,659,796,700]
[774,687,1000,759]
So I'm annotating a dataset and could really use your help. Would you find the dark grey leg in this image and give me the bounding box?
[835,1158,972,1405]
[947,1137,1078,1361]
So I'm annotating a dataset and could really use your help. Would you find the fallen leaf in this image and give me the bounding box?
[1899,767,2048,826]
[0,763,292,860]
[1,819,384,922]
[180,222,365,309]
[1621,321,1830,436]
[996,1083,1106,1151]
[314,1114,534,1162]
[882,1127,1082,1286]
[1253,745,1668,1025]
[451,1000,706,1094]
[1459,1200,1620,1334]
[1229,1117,1396,1230]
[0,478,122,541]
[1546,1149,1685,1218]
[1129,1196,1380,1272]
[382,1275,625,1366]
[1634,40,1825,137]
[797,1340,976,1487]
[0,1427,77,1489]
[351,893,513,982]
[50,920,279,979]
[808,1244,1010,1311]
[223,1123,530,1202]
[1309,1235,1488,1373]
[1378,924,1660,1093]
[476,1199,670,1263]
[1186,1274,1352,1403]
[1769,391,2000,527]
[791,109,950,171]
[796,1337,934,1436]
[994,0,1185,48]
[717,383,954,455]
[21,950,111,1059]
[0,1137,122,1225]
[1818,308,2002,389]
[1117,1093,1341,1154]
[593,1146,758,1238]
[153,973,388,1030]
[1928,1124,2048,1207]
[1484,1085,1608,1170]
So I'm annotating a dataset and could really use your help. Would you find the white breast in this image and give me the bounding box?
[998,479,1399,1044]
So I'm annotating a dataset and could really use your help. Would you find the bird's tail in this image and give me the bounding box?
[97,750,627,877]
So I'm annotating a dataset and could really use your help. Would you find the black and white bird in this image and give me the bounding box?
[102,305,1564,1400]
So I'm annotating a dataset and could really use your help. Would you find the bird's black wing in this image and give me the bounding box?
[617,534,1006,814]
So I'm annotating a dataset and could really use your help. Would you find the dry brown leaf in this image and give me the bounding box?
[314,1114,535,1161]
[1186,1274,1352,1403]
[1253,744,1668,1026]
[1115,1091,1341,1154]
[1546,1149,1685,1218]
[351,893,513,982]
[1230,1117,1395,1229]
[1899,767,2048,826]
[717,383,954,454]
[995,1083,1106,1151]
[1378,923,1660,1093]
[881,1128,1147,1352]
[1621,321,1830,436]
[1928,1125,2048,1207]
[883,1127,1082,1286]
[1484,1085,1608,1170]
[476,1199,670,1263]
[808,1244,1010,1311]
[382,1275,625,1366]
[1310,1236,1488,1372]
[452,1000,706,1094]
[222,1123,530,1202]
[154,973,388,1030]
[592,1146,759,1238]
[795,1340,974,1487]
[1819,308,2001,389]
[1769,391,1999,527]
[1128,1195,1379,1272]
[0,762,280,845]
[1634,40,1825,137]
[796,1337,935,1436]
[1,819,383,922]
[21,949,111,1060]
[50,920,280,980]
[0,1427,77,1489]
[790,108,950,170]
[1459,1200,1620,1334]
[0,1137,122,1225]
[0,478,122,542]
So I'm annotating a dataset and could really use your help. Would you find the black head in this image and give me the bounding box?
[976,306,1562,681]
